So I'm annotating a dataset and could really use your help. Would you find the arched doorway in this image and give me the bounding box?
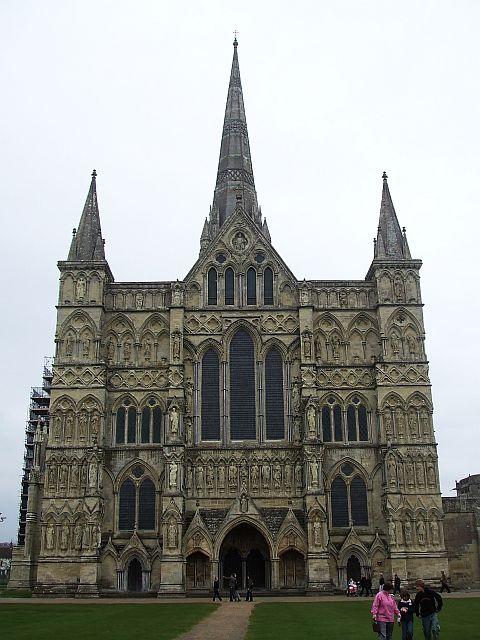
[279,550,306,588]
[186,551,210,590]
[219,523,270,590]
[346,555,361,582]
[127,558,142,592]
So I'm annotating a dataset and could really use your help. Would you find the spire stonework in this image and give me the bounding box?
[68,170,106,262]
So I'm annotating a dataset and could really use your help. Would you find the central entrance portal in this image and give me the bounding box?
[219,523,270,590]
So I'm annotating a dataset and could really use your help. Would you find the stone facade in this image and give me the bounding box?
[442,475,480,589]
[9,40,448,596]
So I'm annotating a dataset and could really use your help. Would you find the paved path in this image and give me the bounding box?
[175,601,254,640]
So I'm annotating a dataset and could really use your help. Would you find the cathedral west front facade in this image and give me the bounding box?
[9,40,447,596]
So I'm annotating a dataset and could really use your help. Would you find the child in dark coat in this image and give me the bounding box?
[398,589,415,640]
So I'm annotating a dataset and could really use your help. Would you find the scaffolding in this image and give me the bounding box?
[17,357,53,545]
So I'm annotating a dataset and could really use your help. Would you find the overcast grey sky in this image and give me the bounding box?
[1,0,479,542]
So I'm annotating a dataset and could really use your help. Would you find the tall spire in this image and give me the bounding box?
[374,172,411,259]
[211,38,259,227]
[68,170,106,261]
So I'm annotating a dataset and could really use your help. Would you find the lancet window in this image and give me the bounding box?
[230,328,256,439]
[247,267,257,305]
[201,348,221,440]
[322,397,343,442]
[265,347,284,439]
[346,397,368,441]
[225,267,235,305]
[119,466,156,531]
[140,398,162,444]
[208,267,218,305]
[263,267,274,304]
[331,464,368,527]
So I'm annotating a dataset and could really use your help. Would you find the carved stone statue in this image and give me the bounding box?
[303,332,312,359]
[420,411,430,437]
[251,464,259,489]
[196,465,204,491]
[167,520,177,548]
[295,463,303,488]
[169,461,178,490]
[384,412,393,437]
[82,337,91,358]
[65,414,74,439]
[427,463,436,487]
[172,333,181,360]
[313,518,322,546]
[404,520,413,545]
[262,463,271,488]
[206,464,214,490]
[186,464,193,491]
[387,457,397,486]
[284,463,292,488]
[88,460,98,489]
[273,462,281,488]
[240,493,248,513]
[169,406,179,438]
[143,340,152,360]
[416,462,424,486]
[78,412,87,439]
[65,334,74,357]
[310,460,318,487]
[60,524,69,551]
[396,410,405,437]
[417,520,426,546]
[390,332,400,355]
[408,412,417,438]
[406,334,417,358]
[240,462,248,487]
[300,287,309,305]
[185,417,193,445]
[46,523,55,550]
[74,524,83,550]
[135,292,144,309]
[307,404,316,438]
[331,334,341,359]
[70,462,79,489]
[76,276,86,301]
[394,276,404,300]
[123,341,131,361]
[107,340,115,361]
[431,520,440,545]
[54,416,62,439]
[389,520,397,545]
[172,286,183,306]
[293,416,301,443]
[291,379,301,415]
[406,461,414,487]
[184,378,193,414]
[218,465,226,490]
[229,463,238,488]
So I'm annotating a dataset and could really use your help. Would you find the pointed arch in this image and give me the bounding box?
[208,267,218,305]
[265,346,285,440]
[230,327,256,440]
[201,347,221,441]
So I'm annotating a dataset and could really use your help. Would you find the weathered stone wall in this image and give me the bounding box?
[442,495,480,588]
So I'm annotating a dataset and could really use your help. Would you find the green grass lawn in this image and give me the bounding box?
[245,599,480,640]
[0,603,215,640]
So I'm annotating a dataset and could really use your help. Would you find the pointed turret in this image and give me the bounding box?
[68,170,106,261]
[211,38,259,227]
[374,172,411,259]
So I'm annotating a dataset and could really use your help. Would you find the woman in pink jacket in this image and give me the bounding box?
[371,581,401,640]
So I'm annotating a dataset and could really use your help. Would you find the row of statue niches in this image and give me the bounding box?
[388,517,441,548]
[378,272,419,305]
[385,456,437,490]
[51,412,101,445]
[183,459,305,495]
[41,520,101,555]
[45,457,102,495]
[383,409,432,441]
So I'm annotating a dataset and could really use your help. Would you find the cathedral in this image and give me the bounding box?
[9,39,447,596]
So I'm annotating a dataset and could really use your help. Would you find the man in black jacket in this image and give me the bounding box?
[414,579,443,639]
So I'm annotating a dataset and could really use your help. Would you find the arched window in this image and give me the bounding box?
[347,397,368,441]
[119,479,136,529]
[225,267,234,305]
[264,267,273,305]
[141,398,162,444]
[116,399,137,444]
[208,267,217,305]
[331,476,349,527]
[322,397,343,442]
[330,464,369,528]
[138,478,156,529]
[247,267,257,305]
[230,329,256,439]
[202,349,220,440]
[350,476,368,526]
[265,347,284,439]
[119,467,156,531]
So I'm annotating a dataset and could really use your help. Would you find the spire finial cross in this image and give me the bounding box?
[92,169,97,179]
[382,171,388,181]
[233,30,239,45]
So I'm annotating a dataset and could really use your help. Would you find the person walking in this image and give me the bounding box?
[224,573,238,602]
[379,573,385,592]
[414,579,442,640]
[398,588,415,640]
[439,571,451,593]
[394,573,401,595]
[245,575,254,601]
[366,574,373,596]
[371,581,401,640]
[212,576,222,602]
